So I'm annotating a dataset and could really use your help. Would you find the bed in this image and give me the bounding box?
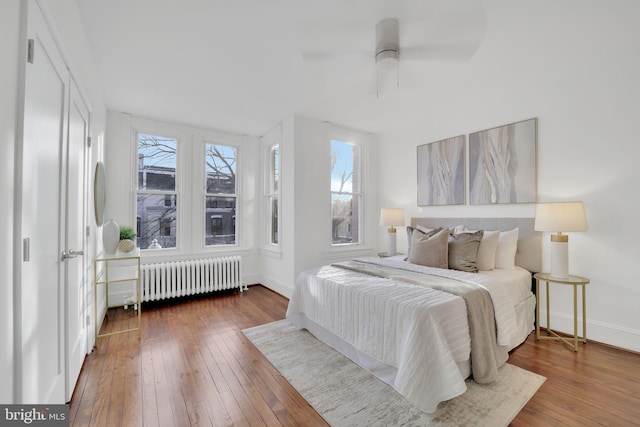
[285,217,540,413]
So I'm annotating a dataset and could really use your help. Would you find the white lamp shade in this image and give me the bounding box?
[380,208,405,227]
[535,201,587,279]
[534,202,587,232]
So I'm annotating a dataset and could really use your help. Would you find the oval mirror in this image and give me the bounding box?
[94,161,106,225]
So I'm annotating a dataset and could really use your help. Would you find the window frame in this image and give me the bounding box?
[266,143,280,247]
[330,139,363,247]
[134,130,181,252]
[203,141,239,248]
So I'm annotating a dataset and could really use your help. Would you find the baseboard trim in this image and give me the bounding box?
[541,310,640,353]
[256,277,292,299]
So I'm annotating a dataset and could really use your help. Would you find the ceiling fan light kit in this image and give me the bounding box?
[375,49,399,71]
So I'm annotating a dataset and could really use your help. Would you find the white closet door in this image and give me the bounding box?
[20,0,69,404]
[65,77,90,401]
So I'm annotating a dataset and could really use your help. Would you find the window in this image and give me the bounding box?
[267,144,279,245]
[331,140,361,245]
[136,133,178,249]
[205,143,237,246]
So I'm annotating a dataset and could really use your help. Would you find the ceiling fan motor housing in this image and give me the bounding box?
[375,17,399,69]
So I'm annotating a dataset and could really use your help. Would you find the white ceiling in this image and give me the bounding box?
[77,0,489,136]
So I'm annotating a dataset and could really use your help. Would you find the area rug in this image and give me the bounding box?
[243,320,545,427]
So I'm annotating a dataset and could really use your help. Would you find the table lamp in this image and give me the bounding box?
[534,201,587,278]
[380,208,404,256]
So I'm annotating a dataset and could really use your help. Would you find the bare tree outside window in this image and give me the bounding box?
[136,133,178,249]
[205,143,237,246]
[331,140,361,245]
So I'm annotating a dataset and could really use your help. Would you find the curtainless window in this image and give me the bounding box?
[204,143,237,246]
[136,133,178,249]
[331,139,361,245]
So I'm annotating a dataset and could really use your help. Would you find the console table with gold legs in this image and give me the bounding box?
[94,251,141,347]
[534,272,590,352]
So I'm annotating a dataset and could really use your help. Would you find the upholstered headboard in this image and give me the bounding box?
[410,217,541,273]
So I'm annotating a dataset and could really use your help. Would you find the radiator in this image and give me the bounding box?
[141,256,245,302]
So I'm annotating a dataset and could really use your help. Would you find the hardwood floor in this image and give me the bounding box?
[70,285,640,427]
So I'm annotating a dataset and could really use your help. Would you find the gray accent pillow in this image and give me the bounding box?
[448,230,484,272]
[405,226,440,260]
[408,228,449,268]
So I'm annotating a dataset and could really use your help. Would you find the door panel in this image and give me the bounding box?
[65,78,89,401]
[20,0,69,404]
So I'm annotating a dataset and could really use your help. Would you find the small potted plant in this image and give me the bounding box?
[117,225,137,254]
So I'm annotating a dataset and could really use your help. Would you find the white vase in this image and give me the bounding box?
[103,219,119,255]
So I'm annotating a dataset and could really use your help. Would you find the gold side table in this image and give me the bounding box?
[94,251,141,347]
[534,272,589,352]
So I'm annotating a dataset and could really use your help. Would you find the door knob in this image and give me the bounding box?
[62,249,84,261]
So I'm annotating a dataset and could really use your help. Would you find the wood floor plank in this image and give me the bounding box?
[71,285,640,427]
[216,331,289,427]
[140,343,159,427]
[149,339,175,427]
[160,331,192,426]
[121,341,143,427]
[202,333,261,426]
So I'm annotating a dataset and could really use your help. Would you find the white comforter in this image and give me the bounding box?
[285,256,523,413]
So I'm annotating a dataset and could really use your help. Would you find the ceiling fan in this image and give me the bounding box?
[300,11,485,95]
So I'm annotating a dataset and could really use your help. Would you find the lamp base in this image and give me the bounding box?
[550,239,569,279]
[386,228,397,256]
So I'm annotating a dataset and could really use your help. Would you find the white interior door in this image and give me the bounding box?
[65,78,90,401]
[20,0,69,404]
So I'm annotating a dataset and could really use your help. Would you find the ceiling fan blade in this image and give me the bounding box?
[301,50,369,63]
[401,43,481,62]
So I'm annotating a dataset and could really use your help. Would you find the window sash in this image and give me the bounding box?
[267,194,278,245]
[266,143,280,246]
[204,143,238,247]
[331,140,361,246]
[136,132,179,250]
[204,195,236,246]
[136,192,178,249]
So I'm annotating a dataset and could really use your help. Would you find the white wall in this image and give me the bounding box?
[257,120,295,296]
[259,116,378,297]
[294,117,379,277]
[1,0,106,402]
[377,1,640,351]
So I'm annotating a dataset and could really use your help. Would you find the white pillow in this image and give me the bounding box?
[476,230,499,271]
[455,227,499,271]
[416,225,434,234]
[453,225,465,234]
[495,227,519,270]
